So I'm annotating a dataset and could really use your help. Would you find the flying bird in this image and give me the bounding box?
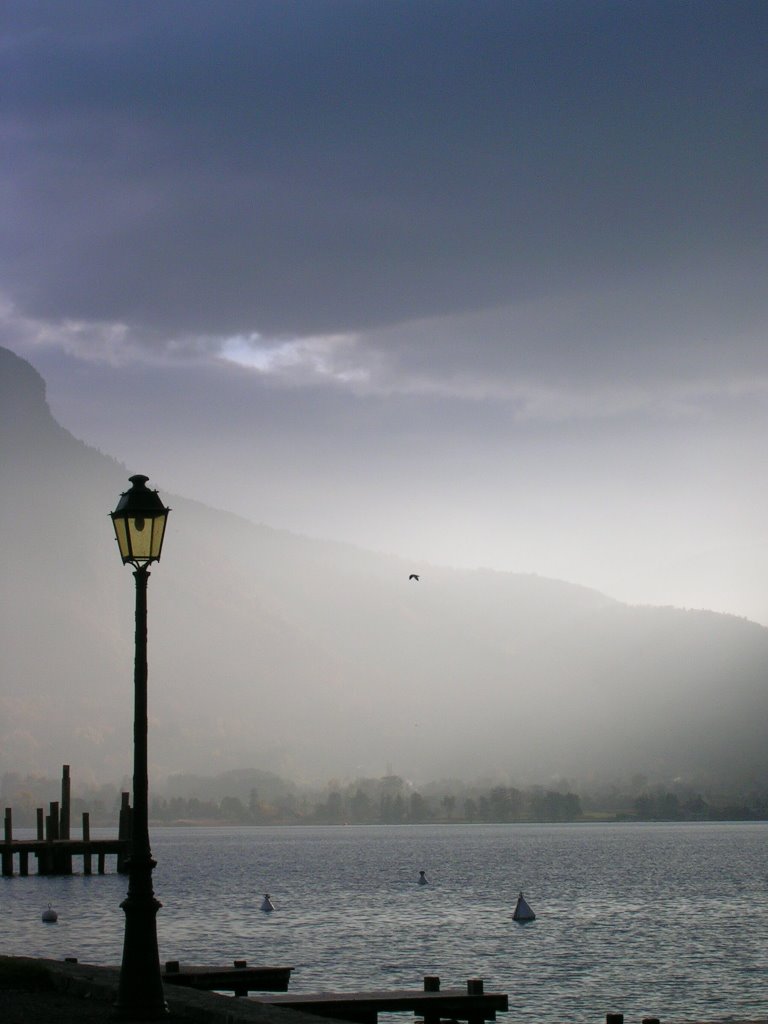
[409,574,420,581]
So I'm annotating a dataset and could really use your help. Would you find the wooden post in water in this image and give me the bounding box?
[60,765,71,839]
[2,808,12,877]
[50,799,70,874]
[117,791,131,873]
[46,800,59,874]
[83,812,92,875]
[466,979,485,1024]
[233,960,249,997]
[423,976,441,1024]
[48,801,59,840]
[19,851,29,876]
[34,807,47,872]
[59,767,72,874]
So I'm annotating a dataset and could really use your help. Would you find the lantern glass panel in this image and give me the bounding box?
[113,512,167,563]
[127,516,153,561]
[113,517,131,561]
[149,515,167,559]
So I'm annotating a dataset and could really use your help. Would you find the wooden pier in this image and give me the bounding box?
[0,959,512,1024]
[2,765,130,876]
[251,976,508,1024]
[162,959,293,996]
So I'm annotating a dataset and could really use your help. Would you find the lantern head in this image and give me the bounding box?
[110,475,170,567]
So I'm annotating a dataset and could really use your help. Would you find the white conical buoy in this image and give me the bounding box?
[512,891,535,922]
[41,904,58,923]
[260,893,274,912]
[418,870,428,885]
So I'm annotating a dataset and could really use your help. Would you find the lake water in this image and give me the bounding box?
[2,822,767,1023]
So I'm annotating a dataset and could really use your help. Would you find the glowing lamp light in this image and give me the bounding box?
[110,475,170,567]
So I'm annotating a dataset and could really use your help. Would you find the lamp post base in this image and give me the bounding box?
[113,857,169,1020]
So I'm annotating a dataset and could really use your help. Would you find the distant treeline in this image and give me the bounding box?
[2,770,766,827]
[148,782,582,825]
[629,790,767,822]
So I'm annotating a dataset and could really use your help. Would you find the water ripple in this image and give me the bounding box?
[2,822,767,1023]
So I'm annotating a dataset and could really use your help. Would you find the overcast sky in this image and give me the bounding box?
[3,0,768,622]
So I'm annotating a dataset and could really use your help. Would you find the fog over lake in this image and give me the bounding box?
[2,347,768,795]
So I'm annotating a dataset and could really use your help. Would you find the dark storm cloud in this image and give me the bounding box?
[4,0,767,343]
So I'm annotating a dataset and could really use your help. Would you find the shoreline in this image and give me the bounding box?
[0,956,317,1024]
[1,956,766,1024]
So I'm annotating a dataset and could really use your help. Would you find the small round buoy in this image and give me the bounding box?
[260,893,274,912]
[418,870,428,885]
[42,904,58,923]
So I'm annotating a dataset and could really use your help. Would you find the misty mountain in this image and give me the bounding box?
[2,345,767,791]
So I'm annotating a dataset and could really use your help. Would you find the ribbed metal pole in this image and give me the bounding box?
[114,565,167,1019]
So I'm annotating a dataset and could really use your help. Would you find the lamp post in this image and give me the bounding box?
[110,474,170,1020]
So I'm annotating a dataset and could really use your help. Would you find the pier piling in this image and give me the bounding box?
[2,808,11,877]
[1,765,129,876]
[60,765,71,840]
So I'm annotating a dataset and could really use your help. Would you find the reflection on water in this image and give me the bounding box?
[2,822,767,1023]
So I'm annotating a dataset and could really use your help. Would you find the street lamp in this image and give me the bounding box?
[110,474,170,1020]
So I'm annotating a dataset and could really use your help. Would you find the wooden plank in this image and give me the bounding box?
[252,988,508,1024]
[4,839,127,854]
[162,964,293,996]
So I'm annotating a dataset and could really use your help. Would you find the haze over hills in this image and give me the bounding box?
[2,345,767,792]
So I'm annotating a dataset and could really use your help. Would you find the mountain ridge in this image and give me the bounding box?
[2,345,767,789]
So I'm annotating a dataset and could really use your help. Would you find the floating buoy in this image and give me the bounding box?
[41,904,58,923]
[260,894,274,912]
[418,870,428,885]
[512,891,536,922]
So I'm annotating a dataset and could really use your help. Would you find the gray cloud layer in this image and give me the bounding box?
[4,2,768,623]
[4,1,767,349]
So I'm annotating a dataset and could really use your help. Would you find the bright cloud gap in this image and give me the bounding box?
[6,296,768,422]
[220,332,368,385]
[216,329,768,423]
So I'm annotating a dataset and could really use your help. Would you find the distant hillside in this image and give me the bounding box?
[2,345,767,789]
